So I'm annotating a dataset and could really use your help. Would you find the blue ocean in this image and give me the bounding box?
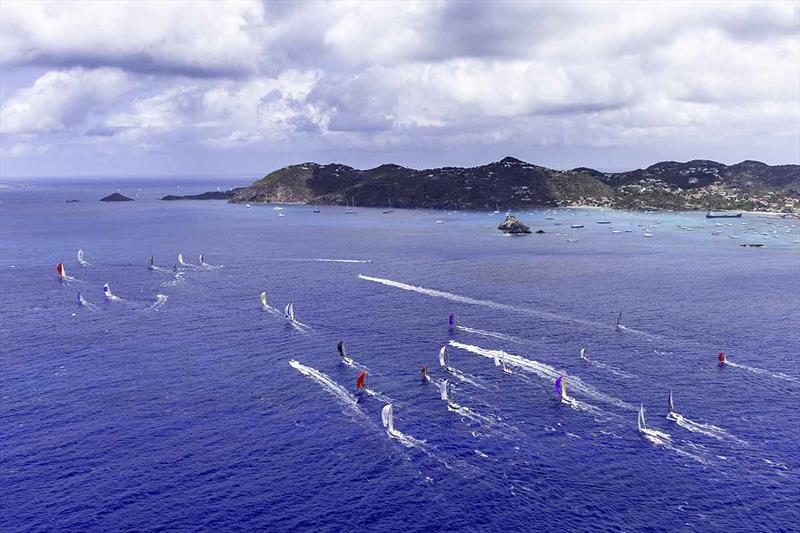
[2,179,799,532]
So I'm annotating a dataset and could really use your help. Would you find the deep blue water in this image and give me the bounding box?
[2,180,799,532]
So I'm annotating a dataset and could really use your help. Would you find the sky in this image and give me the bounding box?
[1,0,798,179]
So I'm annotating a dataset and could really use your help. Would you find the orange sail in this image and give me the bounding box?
[356,371,366,389]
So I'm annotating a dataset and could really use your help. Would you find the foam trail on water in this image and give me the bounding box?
[668,413,746,444]
[77,293,99,312]
[358,274,633,333]
[448,368,486,389]
[726,361,798,383]
[268,258,373,264]
[456,325,524,344]
[450,341,635,411]
[146,294,168,311]
[289,360,361,416]
[588,359,637,380]
[640,427,708,464]
[365,388,395,403]
[160,271,184,287]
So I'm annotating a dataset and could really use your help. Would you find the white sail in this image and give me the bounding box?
[260,291,267,309]
[103,283,112,299]
[285,302,294,321]
[493,353,502,367]
[638,404,647,432]
[440,379,450,401]
[580,347,586,360]
[199,254,204,265]
[560,376,569,401]
[668,391,675,414]
[77,249,89,265]
[148,256,155,270]
[381,404,394,433]
[438,345,449,369]
[178,253,186,266]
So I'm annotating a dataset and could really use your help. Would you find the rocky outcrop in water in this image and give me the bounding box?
[161,188,242,201]
[100,192,133,202]
[498,214,531,234]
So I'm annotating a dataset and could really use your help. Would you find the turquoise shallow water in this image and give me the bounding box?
[2,180,799,531]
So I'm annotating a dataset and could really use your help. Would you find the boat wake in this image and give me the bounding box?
[77,292,99,312]
[586,358,636,380]
[447,368,486,389]
[667,412,746,445]
[365,388,395,403]
[160,271,185,287]
[199,254,223,269]
[725,361,798,383]
[456,325,524,344]
[450,341,633,411]
[358,274,632,333]
[269,258,373,264]
[289,360,363,417]
[146,294,168,311]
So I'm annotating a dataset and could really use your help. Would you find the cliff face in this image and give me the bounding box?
[231,157,800,211]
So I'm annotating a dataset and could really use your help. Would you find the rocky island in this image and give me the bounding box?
[100,192,134,202]
[498,214,532,234]
[161,188,243,201]
[231,157,799,213]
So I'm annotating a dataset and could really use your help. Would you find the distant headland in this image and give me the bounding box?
[229,157,799,213]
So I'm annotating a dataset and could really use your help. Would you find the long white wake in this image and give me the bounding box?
[449,341,635,411]
[456,325,524,344]
[667,412,746,445]
[269,258,373,264]
[358,274,620,331]
[586,359,637,380]
[726,361,798,383]
[289,360,361,416]
[146,294,168,311]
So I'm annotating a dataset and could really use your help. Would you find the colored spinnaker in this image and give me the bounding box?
[57,262,65,279]
[356,370,366,389]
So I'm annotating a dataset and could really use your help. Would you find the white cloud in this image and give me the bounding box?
[0,0,797,174]
[0,0,268,76]
[0,68,129,133]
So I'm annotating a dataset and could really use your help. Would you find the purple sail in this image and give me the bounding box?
[555,376,562,395]
[448,313,455,327]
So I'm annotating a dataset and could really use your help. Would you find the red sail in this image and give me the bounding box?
[356,371,366,389]
[57,263,64,277]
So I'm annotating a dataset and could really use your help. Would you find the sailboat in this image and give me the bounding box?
[567,228,578,243]
[440,379,459,410]
[57,262,66,280]
[666,391,679,420]
[260,291,268,310]
[337,340,352,364]
[77,249,89,266]
[199,253,205,266]
[494,353,512,374]
[637,403,647,432]
[178,253,188,266]
[381,404,398,436]
[356,370,366,391]
[448,313,456,329]
[555,375,572,404]
[148,256,155,270]
[580,347,590,362]
[615,312,623,330]
[345,196,356,214]
[284,302,295,321]
[439,345,453,372]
